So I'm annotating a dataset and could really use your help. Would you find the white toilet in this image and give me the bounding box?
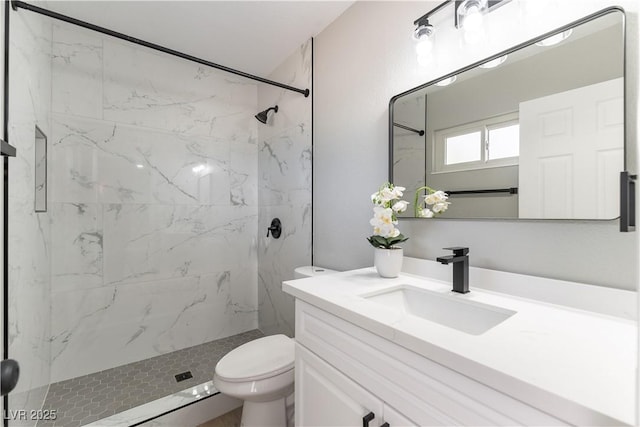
[213,266,337,427]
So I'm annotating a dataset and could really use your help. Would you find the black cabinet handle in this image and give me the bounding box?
[381,423,390,427]
[362,411,375,427]
[620,171,636,232]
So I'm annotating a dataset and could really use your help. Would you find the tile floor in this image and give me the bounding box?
[34,330,263,427]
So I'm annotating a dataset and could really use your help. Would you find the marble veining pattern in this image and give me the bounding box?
[8,10,53,427]
[102,38,257,139]
[49,19,259,383]
[257,40,313,336]
[51,23,103,119]
[9,17,309,422]
[51,115,237,206]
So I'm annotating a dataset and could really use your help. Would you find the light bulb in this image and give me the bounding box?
[415,38,433,56]
[536,29,573,47]
[435,76,457,87]
[463,6,484,32]
[479,55,508,69]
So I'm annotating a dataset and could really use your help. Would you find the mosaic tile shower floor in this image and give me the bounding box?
[34,330,263,427]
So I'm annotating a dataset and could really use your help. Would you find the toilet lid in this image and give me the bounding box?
[215,334,295,382]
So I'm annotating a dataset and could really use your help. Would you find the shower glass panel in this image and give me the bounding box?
[7,8,54,426]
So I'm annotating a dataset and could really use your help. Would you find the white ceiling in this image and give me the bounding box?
[37,0,354,76]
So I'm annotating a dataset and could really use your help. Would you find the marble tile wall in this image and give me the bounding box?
[257,40,313,336]
[49,22,259,382]
[7,9,53,426]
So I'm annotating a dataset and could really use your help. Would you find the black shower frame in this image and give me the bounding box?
[10,0,311,97]
[3,0,10,423]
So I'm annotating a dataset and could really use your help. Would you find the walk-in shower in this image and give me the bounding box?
[2,1,313,426]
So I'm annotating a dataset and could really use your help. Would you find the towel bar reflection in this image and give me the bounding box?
[393,123,425,136]
[444,187,518,196]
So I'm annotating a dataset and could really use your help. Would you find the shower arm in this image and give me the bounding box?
[10,0,310,98]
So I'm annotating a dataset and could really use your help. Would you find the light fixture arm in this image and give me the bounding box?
[412,0,511,31]
[413,0,454,26]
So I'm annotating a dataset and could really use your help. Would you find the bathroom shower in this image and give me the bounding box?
[4,2,312,425]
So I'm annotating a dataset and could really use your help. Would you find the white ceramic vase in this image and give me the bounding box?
[374,247,403,278]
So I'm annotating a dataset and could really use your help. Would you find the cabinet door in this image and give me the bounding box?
[296,344,384,427]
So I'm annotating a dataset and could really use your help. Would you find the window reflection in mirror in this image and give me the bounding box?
[390,8,624,220]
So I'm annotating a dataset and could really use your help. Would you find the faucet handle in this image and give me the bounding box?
[443,247,469,256]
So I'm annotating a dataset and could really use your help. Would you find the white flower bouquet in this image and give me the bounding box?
[367,183,409,249]
[413,185,450,218]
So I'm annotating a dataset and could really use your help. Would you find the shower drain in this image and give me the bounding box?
[174,371,193,382]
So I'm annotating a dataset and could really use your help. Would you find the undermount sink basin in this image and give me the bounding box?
[361,285,516,335]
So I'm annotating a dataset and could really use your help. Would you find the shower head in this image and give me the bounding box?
[255,105,278,124]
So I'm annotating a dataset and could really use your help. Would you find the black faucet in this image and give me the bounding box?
[436,247,469,294]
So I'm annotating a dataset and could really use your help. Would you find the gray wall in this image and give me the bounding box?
[313,1,639,291]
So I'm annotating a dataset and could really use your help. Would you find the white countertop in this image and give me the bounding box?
[283,259,637,426]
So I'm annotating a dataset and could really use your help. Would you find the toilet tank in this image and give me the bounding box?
[293,266,338,279]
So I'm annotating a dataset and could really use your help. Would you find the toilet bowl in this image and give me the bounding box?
[214,266,338,426]
[213,334,295,426]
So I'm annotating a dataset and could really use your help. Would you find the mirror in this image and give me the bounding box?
[390,8,624,219]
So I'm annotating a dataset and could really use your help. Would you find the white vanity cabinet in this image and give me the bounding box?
[294,300,569,427]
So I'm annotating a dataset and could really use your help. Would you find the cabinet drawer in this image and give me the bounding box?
[296,300,569,426]
[296,344,385,426]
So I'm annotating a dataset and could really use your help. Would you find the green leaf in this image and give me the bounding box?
[367,235,390,249]
[386,234,409,247]
[367,234,409,249]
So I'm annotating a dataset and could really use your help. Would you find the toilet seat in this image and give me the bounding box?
[215,334,294,383]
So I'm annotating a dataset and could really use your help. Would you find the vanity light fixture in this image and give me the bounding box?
[479,54,508,68]
[412,0,450,61]
[535,29,573,47]
[412,0,511,54]
[413,16,434,41]
[414,16,435,58]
